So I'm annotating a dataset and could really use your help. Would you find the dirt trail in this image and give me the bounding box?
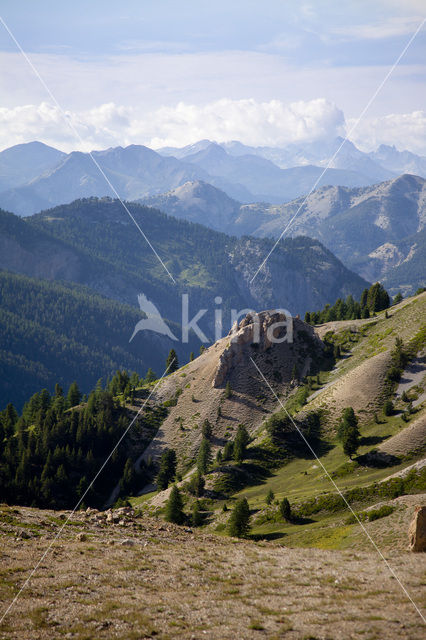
[396,351,426,407]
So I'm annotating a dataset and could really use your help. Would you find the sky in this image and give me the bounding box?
[0,0,425,153]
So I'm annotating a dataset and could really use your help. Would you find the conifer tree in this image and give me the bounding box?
[279,497,292,521]
[165,485,185,524]
[144,368,157,384]
[266,489,275,505]
[192,500,203,527]
[157,448,177,490]
[338,407,360,458]
[188,472,205,497]
[228,497,251,538]
[67,381,81,407]
[197,437,212,475]
[201,419,212,440]
[166,349,179,373]
[233,424,250,463]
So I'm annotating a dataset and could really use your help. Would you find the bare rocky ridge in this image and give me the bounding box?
[142,313,323,469]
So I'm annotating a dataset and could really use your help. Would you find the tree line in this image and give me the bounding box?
[304,282,391,324]
[0,369,165,510]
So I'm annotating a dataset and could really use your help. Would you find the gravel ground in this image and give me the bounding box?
[0,505,425,640]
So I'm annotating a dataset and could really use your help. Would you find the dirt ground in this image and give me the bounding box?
[307,350,391,425]
[0,506,425,640]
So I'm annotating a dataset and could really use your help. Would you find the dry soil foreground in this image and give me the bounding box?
[0,506,425,640]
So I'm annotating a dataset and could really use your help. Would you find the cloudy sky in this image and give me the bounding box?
[0,0,425,153]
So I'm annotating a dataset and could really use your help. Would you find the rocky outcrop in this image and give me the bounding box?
[408,506,426,552]
[212,310,293,387]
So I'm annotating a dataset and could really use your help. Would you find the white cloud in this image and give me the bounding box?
[1,99,426,157]
[0,98,346,152]
[350,110,426,154]
[145,98,346,148]
[331,15,424,40]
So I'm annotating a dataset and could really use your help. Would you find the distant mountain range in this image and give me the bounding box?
[2,137,426,216]
[0,198,369,406]
[141,175,426,295]
[161,138,426,181]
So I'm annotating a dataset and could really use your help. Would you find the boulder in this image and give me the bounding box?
[408,506,426,552]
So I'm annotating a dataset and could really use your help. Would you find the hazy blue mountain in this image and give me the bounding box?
[0,141,66,192]
[0,139,421,217]
[139,180,241,232]
[0,198,369,403]
[1,199,367,320]
[157,139,213,159]
[137,175,425,294]
[222,137,394,183]
[239,174,426,293]
[368,144,426,178]
[0,146,212,216]
[380,227,426,296]
[159,141,387,201]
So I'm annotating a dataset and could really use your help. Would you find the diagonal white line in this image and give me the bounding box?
[0,359,175,625]
[0,15,176,284]
[249,355,426,623]
[250,17,426,284]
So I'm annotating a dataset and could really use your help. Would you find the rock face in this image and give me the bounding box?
[213,310,293,388]
[408,506,426,552]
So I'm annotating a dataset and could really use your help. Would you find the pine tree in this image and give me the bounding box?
[266,489,274,505]
[197,437,212,475]
[145,368,157,384]
[165,485,185,524]
[120,458,137,495]
[188,472,205,497]
[201,419,212,440]
[67,381,81,407]
[166,349,179,373]
[223,440,234,461]
[224,381,232,399]
[192,500,203,527]
[189,352,195,362]
[338,407,358,440]
[157,449,177,490]
[279,497,292,521]
[338,407,360,459]
[228,498,251,538]
[233,424,250,463]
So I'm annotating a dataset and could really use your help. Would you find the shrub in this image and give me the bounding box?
[383,400,394,416]
[367,504,395,521]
